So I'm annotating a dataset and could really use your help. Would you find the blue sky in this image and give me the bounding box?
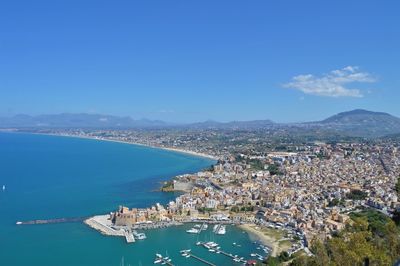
[1,0,399,123]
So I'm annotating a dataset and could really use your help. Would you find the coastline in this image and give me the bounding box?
[12,131,219,161]
[238,223,284,257]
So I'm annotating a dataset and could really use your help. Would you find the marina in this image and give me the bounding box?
[154,254,174,266]
[180,250,216,266]
[196,241,248,264]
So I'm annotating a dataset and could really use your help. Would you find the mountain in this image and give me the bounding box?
[1,110,400,138]
[317,109,400,137]
[187,119,275,130]
[0,113,169,128]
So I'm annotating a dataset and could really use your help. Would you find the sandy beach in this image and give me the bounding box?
[239,223,289,257]
[28,132,218,161]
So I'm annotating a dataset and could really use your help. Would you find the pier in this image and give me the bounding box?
[123,230,135,243]
[154,254,174,266]
[186,252,216,266]
[16,217,87,225]
[197,241,247,264]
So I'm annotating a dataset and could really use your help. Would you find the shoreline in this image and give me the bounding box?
[5,130,219,161]
[238,223,283,257]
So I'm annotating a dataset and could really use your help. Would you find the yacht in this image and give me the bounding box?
[206,241,218,248]
[134,232,146,240]
[216,225,226,235]
[186,228,200,234]
[213,224,219,232]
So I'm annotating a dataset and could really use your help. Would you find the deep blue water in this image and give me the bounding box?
[0,132,261,266]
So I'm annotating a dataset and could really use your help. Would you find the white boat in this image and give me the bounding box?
[206,241,219,248]
[134,232,146,240]
[202,224,208,230]
[194,224,201,228]
[216,225,226,235]
[185,254,190,258]
[213,224,219,232]
[16,221,22,225]
[186,228,200,234]
[154,259,162,264]
[155,254,162,258]
[2,185,5,191]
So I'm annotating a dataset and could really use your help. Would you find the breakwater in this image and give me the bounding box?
[16,217,87,225]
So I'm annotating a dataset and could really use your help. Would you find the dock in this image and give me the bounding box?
[186,252,216,266]
[123,230,135,243]
[197,241,247,264]
[154,254,174,266]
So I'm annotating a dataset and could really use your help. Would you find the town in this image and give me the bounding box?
[24,127,399,263]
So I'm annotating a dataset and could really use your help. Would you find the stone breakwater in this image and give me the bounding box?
[84,215,124,236]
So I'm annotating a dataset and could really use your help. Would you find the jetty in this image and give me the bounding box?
[16,217,86,225]
[185,252,216,266]
[197,241,247,264]
[123,230,135,243]
[154,254,174,266]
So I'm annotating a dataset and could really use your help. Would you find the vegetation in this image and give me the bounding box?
[346,189,368,200]
[289,209,400,266]
[160,180,174,192]
[265,251,291,266]
[230,206,254,212]
[249,159,265,170]
[267,164,283,176]
[394,176,400,226]
[328,198,345,207]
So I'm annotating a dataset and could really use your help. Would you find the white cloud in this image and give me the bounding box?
[283,66,376,97]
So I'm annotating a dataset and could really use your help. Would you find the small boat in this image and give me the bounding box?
[216,225,226,235]
[186,228,200,234]
[185,254,190,258]
[2,185,5,191]
[134,232,146,240]
[154,259,162,264]
[194,224,201,228]
[16,221,22,225]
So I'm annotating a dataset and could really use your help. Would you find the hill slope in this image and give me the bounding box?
[318,109,400,137]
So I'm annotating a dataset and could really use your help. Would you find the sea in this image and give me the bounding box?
[0,132,265,266]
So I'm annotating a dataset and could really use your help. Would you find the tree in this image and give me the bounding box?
[290,210,400,266]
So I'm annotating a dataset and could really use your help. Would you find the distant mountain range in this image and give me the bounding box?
[1,109,400,138]
[0,113,169,128]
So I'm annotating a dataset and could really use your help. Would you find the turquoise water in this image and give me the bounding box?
[0,133,262,266]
